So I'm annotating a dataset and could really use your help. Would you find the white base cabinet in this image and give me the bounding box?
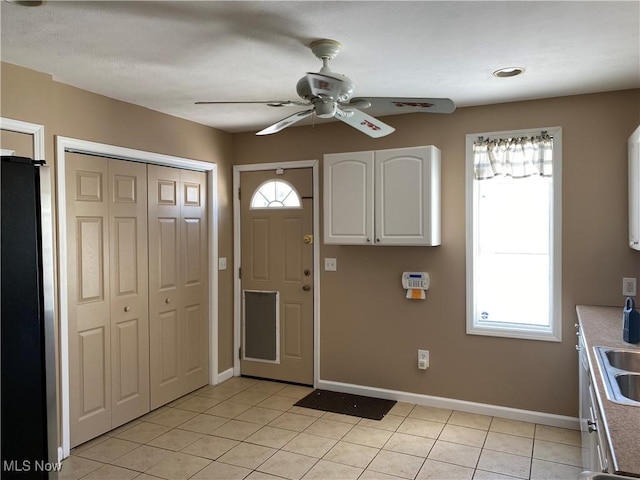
[578,325,613,473]
[324,145,440,246]
[629,125,640,250]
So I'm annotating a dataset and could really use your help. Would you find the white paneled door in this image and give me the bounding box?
[148,165,208,409]
[67,154,149,447]
[240,168,313,385]
[67,158,208,447]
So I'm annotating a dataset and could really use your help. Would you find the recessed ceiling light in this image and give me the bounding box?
[493,67,525,78]
[5,0,46,6]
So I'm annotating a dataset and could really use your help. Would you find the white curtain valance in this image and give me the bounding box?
[473,134,553,180]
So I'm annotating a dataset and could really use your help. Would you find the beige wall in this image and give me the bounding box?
[0,62,236,375]
[3,59,640,419]
[233,89,640,417]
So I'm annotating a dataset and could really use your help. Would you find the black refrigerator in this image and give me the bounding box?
[1,156,58,478]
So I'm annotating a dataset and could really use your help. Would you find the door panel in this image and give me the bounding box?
[76,217,105,302]
[78,326,107,418]
[149,166,183,407]
[67,154,111,447]
[148,165,208,408]
[109,159,149,428]
[283,303,303,358]
[250,218,270,281]
[159,310,180,384]
[180,169,208,393]
[240,169,313,385]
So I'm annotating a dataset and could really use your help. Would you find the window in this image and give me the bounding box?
[250,180,301,209]
[466,127,562,341]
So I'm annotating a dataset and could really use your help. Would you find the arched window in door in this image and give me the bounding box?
[250,179,302,209]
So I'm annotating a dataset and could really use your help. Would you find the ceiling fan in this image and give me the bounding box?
[196,39,456,138]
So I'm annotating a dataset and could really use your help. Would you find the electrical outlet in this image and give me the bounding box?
[623,277,637,296]
[418,349,429,370]
[324,258,337,271]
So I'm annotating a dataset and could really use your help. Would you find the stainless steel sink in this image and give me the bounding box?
[606,350,640,373]
[594,347,640,406]
[615,374,640,402]
[580,472,637,479]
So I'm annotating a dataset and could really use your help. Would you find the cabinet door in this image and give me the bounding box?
[375,146,440,246]
[629,126,640,250]
[323,151,374,244]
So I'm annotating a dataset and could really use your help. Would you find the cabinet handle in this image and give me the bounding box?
[376,238,380,243]
[165,298,171,304]
[576,345,581,351]
[124,306,130,312]
[366,238,371,243]
[632,241,639,246]
[588,420,597,433]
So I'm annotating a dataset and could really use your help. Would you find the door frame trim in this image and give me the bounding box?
[233,160,320,386]
[1,118,60,462]
[56,136,219,458]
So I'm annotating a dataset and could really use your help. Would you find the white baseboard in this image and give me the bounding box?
[317,379,579,430]
[216,367,234,384]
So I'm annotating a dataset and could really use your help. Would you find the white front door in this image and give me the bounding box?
[239,168,314,385]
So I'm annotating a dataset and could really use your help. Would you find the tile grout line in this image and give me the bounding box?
[66,379,581,480]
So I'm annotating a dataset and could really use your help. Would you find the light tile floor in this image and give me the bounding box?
[61,377,584,480]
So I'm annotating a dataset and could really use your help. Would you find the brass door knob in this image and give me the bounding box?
[302,284,311,291]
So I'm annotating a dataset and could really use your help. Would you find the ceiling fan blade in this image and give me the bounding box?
[306,73,345,100]
[196,100,309,107]
[348,97,456,114]
[256,110,314,136]
[336,108,395,138]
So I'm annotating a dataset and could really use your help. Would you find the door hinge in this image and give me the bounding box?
[238,347,242,359]
[239,267,242,279]
[238,188,241,200]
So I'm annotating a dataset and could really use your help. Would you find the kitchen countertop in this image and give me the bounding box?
[576,305,640,478]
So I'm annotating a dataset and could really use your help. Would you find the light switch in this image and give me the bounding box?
[324,258,337,271]
[219,257,227,270]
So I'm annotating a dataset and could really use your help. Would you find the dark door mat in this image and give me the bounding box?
[294,389,396,420]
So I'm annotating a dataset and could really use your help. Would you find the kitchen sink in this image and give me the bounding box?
[579,473,637,479]
[615,374,640,402]
[594,347,640,406]
[606,350,640,373]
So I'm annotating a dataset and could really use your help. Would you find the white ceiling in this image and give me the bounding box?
[1,1,639,134]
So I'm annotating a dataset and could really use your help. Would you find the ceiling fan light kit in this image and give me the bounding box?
[196,39,456,138]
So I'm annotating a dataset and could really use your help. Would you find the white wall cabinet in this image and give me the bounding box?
[629,125,640,250]
[324,145,440,246]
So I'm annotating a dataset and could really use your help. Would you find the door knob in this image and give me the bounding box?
[302,284,311,291]
[124,306,130,312]
[304,269,311,276]
[303,234,313,244]
[165,298,171,304]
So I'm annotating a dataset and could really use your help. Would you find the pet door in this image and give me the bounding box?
[242,290,280,363]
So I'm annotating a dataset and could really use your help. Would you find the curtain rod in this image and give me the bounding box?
[477,131,551,143]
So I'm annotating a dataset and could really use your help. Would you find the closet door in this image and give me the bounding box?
[67,154,112,447]
[68,155,150,447]
[180,169,209,394]
[148,165,208,409]
[109,160,150,427]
